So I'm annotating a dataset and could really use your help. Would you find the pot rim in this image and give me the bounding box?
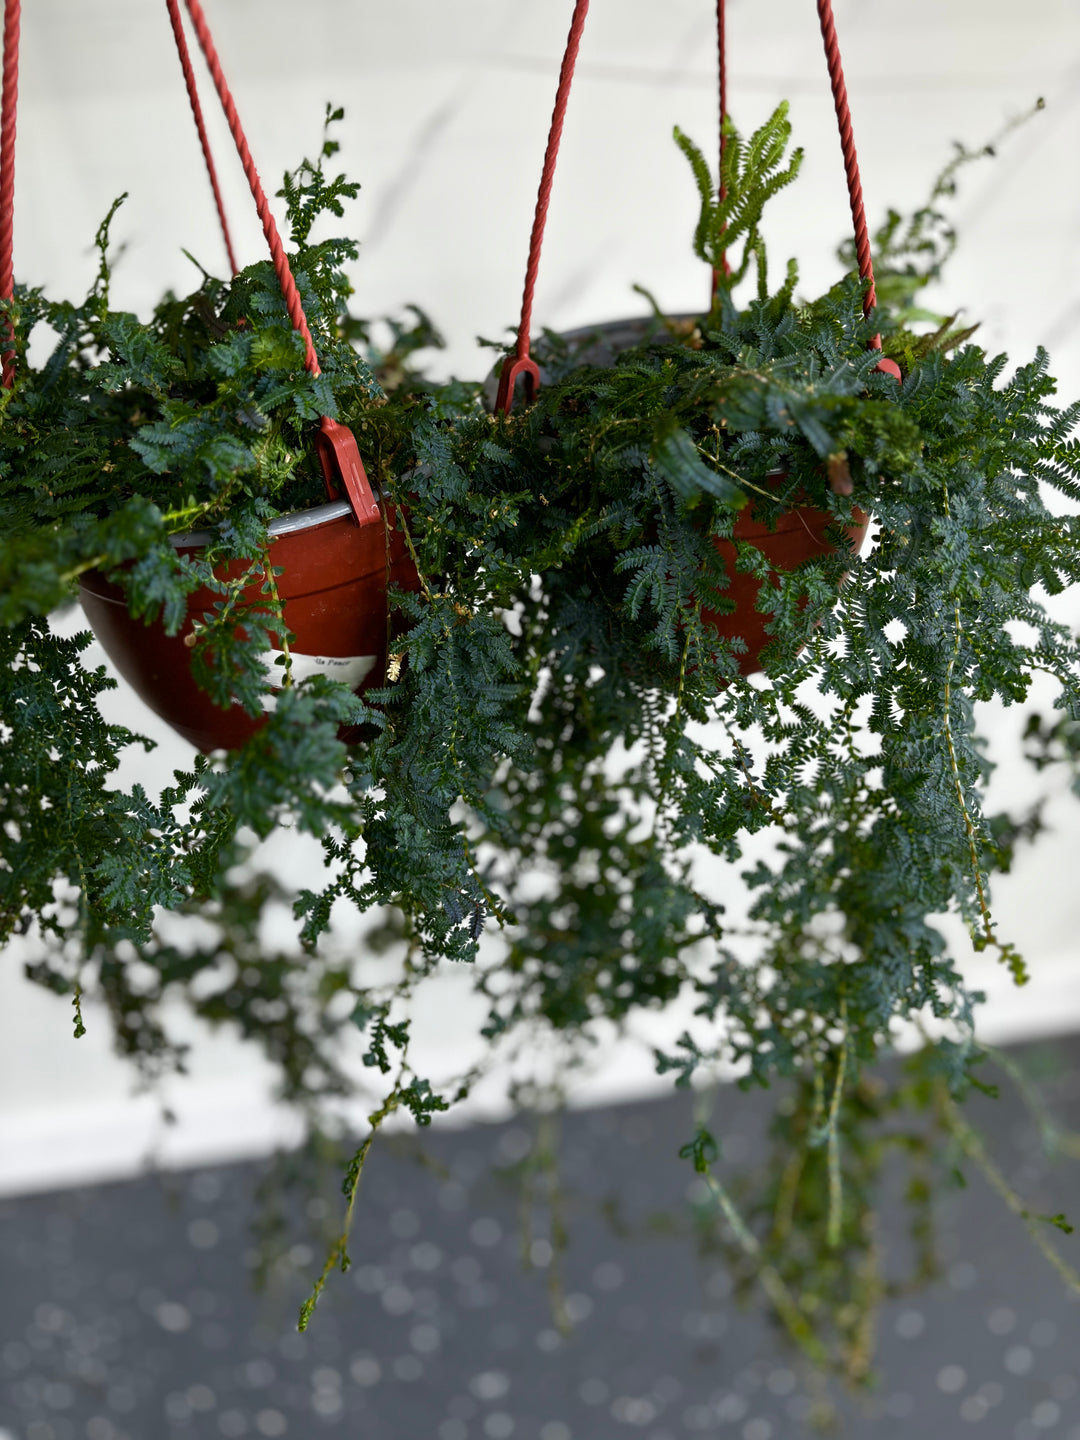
[555,311,698,345]
[170,496,354,550]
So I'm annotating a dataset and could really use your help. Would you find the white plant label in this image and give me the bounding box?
[257,650,378,710]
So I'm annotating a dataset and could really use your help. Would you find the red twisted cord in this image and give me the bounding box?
[495,0,589,416]
[717,0,727,180]
[165,0,238,278]
[180,0,321,375]
[816,0,900,378]
[815,0,877,328]
[175,1,378,514]
[517,0,590,356]
[0,0,20,389]
[711,0,730,295]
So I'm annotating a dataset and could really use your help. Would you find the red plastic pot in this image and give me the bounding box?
[704,491,867,675]
[79,495,418,754]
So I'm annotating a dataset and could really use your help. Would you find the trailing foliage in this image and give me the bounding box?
[2,104,1080,1375]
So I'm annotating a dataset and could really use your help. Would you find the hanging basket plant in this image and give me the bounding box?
[3,0,1080,1382]
[9,0,420,755]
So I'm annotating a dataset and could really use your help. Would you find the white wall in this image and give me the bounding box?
[4,0,1080,1195]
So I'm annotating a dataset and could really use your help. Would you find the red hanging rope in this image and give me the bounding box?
[499,0,900,404]
[165,0,238,277]
[174,1,380,519]
[0,0,20,389]
[179,0,321,377]
[815,0,900,379]
[815,0,875,321]
[0,0,375,518]
[494,0,590,417]
[711,0,730,295]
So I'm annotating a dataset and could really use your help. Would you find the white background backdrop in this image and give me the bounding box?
[3,0,1080,1195]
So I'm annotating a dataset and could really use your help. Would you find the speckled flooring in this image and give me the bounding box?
[3,1035,1080,1440]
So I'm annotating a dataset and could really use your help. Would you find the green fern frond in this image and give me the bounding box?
[675,103,803,316]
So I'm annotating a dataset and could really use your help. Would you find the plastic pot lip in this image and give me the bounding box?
[169,496,354,550]
[555,312,696,346]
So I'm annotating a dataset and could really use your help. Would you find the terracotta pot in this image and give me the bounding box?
[704,491,867,675]
[79,496,418,754]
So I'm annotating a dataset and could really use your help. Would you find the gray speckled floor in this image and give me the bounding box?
[2,1038,1080,1440]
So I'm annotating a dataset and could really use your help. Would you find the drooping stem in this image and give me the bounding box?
[826,1006,848,1249]
[298,1066,406,1331]
[942,597,994,946]
[261,557,293,690]
[939,1083,1080,1297]
[701,1165,829,1366]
